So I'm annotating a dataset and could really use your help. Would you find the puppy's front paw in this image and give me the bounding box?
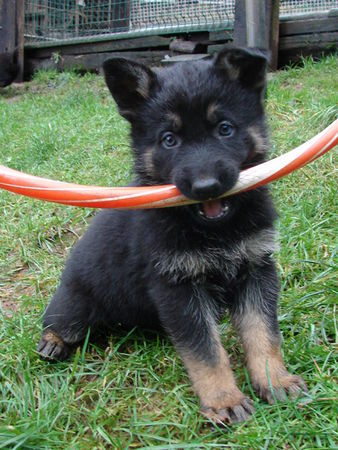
[255,373,308,404]
[201,394,255,425]
[37,331,70,361]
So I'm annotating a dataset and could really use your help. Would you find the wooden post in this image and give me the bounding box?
[16,0,25,81]
[233,0,248,47]
[245,0,267,48]
[234,0,280,70]
[0,0,24,85]
[0,0,16,54]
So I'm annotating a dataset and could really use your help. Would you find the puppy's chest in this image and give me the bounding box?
[152,228,277,283]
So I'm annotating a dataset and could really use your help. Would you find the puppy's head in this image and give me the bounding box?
[103,47,269,224]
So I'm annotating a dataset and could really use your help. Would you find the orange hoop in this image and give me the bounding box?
[0,120,337,209]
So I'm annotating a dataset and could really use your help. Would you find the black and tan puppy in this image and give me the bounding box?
[38,47,307,424]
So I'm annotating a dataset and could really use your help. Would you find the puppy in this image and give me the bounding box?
[38,47,307,425]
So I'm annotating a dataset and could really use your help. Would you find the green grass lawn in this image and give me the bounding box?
[0,56,337,449]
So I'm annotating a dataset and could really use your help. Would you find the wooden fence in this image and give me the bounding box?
[0,0,337,82]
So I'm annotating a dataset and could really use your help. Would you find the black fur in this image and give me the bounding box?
[0,50,18,88]
[38,47,306,424]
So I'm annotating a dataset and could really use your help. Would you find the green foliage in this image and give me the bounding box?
[0,56,337,449]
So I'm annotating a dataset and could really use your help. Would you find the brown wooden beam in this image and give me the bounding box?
[279,31,338,50]
[169,39,206,54]
[25,50,168,77]
[25,35,171,59]
[280,16,338,36]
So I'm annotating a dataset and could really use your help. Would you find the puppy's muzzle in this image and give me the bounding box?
[191,178,223,200]
[173,161,239,222]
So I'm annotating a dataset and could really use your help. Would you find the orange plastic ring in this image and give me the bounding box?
[0,120,337,209]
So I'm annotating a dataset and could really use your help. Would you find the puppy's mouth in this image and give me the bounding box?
[196,198,230,221]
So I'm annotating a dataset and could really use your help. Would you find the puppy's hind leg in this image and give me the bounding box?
[37,283,93,361]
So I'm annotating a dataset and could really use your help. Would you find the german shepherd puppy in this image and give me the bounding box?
[38,47,307,425]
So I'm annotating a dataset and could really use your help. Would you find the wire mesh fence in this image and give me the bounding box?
[131,0,234,32]
[24,0,338,44]
[24,0,234,43]
[280,0,337,15]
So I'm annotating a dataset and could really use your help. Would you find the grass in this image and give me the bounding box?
[0,55,337,449]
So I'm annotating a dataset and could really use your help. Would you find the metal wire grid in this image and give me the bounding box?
[130,1,233,32]
[24,0,233,42]
[24,0,338,44]
[25,0,131,41]
[280,0,337,15]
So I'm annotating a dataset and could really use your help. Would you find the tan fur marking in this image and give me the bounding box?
[135,84,149,99]
[221,57,240,81]
[134,66,151,99]
[206,102,220,123]
[153,228,277,283]
[43,331,63,345]
[143,147,156,177]
[181,329,244,410]
[238,314,307,401]
[240,315,286,387]
[242,318,286,386]
[247,125,269,155]
[165,112,182,132]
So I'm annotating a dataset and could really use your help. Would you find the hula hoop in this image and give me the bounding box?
[0,120,337,209]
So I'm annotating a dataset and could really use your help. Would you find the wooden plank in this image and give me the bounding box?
[206,30,232,42]
[25,50,168,76]
[25,35,171,59]
[207,44,226,54]
[169,39,205,54]
[280,17,338,36]
[279,31,338,50]
[162,54,209,64]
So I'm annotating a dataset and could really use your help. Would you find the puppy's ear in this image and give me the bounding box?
[215,47,268,92]
[103,58,158,120]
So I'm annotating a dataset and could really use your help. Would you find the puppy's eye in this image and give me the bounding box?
[161,132,179,149]
[218,121,235,137]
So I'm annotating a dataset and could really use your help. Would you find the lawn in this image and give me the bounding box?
[0,55,337,449]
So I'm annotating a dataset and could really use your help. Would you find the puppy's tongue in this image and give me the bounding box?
[202,199,223,218]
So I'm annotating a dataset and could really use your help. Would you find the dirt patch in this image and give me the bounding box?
[0,265,36,317]
[0,80,54,102]
[281,81,304,91]
[0,298,20,317]
[0,82,29,102]
[39,222,85,257]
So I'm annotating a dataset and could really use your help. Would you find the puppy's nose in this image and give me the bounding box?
[191,178,222,199]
